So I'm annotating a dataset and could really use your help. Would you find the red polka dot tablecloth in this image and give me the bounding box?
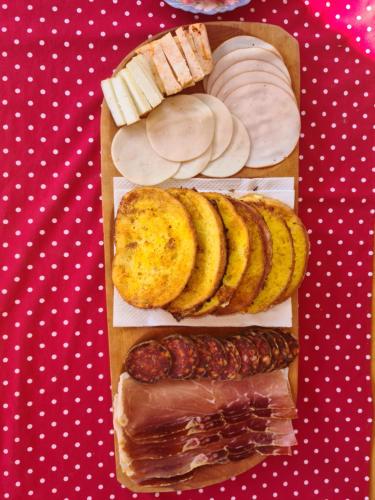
[1,0,374,498]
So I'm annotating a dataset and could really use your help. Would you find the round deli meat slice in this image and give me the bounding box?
[146,94,215,162]
[202,115,251,177]
[206,47,291,93]
[111,121,180,185]
[216,70,295,102]
[212,35,282,64]
[194,94,234,160]
[219,338,242,380]
[209,60,290,97]
[173,145,212,180]
[161,335,199,379]
[192,335,227,379]
[224,83,300,168]
[125,340,172,383]
[229,336,259,376]
[244,330,272,373]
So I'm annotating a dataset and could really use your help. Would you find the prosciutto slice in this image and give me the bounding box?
[119,371,296,438]
[114,371,297,483]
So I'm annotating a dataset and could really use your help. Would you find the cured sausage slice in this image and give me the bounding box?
[270,329,291,369]
[229,336,259,375]
[260,331,281,372]
[125,340,171,383]
[161,335,198,379]
[192,335,227,379]
[279,331,299,361]
[220,338,242,380]
[244,329,272,372]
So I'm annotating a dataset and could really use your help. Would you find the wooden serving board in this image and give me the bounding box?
[101,21,300,493]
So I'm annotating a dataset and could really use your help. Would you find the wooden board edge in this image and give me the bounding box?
[100,21,301,493]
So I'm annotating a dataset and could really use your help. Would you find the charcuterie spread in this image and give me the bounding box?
[114,335,298,486]
[100,21,305,491]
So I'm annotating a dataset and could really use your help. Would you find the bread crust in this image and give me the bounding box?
[240,195,295,313]
[167,188,227,319]
[242,194,309,303]
[191,193,250,317]
[216,198,272,315]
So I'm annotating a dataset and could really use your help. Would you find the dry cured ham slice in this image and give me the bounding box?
[123,418,295,460]
[118,371,296,439]
[128,429,296,480]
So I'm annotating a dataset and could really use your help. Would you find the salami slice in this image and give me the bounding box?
[278,331,299,361]
[220,338,242,380]
[270,329,291,368]
[260,331,280,372]
[161,335,198,379]
[229,336,259,375]
[192,335,227,379]
[125,340,171,383]
[244,329,272,372]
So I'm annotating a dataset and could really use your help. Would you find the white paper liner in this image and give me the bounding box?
[113,177,294,328]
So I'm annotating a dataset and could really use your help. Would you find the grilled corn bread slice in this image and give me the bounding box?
[242,194,309,303]
[112,188,197,308]
[217,199,272,315]
[167,188,227,319]
[191,193,250,316]
[241,195,295,313]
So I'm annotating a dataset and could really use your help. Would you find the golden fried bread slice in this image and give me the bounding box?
[242,194,309,303]
[191,193,250,317]
[216,199,272,315]
[112,188,196,309]
[241,194,295,313]
[167,189,227,319]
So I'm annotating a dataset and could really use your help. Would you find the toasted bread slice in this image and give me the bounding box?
[175,28,205,82]
[112,188,197,309]
[160,32,193,87]
[217,199,272,315]
[188,23,213,75]
[241,195,295,313]
[191,193,250,316]
[167,189,227,319]
[242,194,309,303]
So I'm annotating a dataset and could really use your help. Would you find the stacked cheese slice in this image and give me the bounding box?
[101,24,213,128]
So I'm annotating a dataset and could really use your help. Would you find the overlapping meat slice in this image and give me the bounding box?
[114,371,297,482]
[120,371,296,438]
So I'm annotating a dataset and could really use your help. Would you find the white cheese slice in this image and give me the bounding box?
[160,32,193,87]
[101,78,126,127]
[134,49,166,95]
[175,28,205,83]
[127,56,164,108]
[119,68,151,116]
[111,76,140,126]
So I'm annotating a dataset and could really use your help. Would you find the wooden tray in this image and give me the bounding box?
[101,21,300,493]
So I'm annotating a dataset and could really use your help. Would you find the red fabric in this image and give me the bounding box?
[0,0,374,498]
